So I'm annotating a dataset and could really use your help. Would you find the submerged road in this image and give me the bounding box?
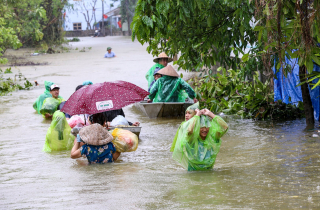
[0,36,320,209]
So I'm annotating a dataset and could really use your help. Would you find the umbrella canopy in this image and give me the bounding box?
[61,81,149,115]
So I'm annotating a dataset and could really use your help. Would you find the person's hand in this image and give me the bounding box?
[45,113,52,118]
[195,109,202,116]
[202,108,215,118]
[107,121,111,127]
[132,122,140,126]
[193,98,198,103]
[147,99,152,103]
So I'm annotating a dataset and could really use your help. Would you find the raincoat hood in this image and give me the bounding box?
[45,81,54,92]
[43,110,74,152]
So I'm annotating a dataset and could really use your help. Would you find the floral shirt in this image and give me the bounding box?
[80,143,116,164]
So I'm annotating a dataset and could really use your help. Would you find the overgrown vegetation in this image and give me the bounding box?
[0,68,33,96]
[191,68,304,120]
[68,37,80,42]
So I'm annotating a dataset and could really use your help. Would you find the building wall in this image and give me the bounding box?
[63,0,119,31]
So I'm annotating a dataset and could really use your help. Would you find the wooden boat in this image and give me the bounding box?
[109,126,142,137]
[134,101,194,118]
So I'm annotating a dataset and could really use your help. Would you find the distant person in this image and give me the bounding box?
[146,52,172,89]
[148,67,162,92]
[82,80,93,86]
[148,65,197,103]
[94,29,100,37]
[104,47,116,58]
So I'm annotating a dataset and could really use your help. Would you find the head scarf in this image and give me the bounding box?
[82,80,93,86]
[153,67,162,76]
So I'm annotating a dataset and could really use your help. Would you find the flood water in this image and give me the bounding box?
[1,37,320,209]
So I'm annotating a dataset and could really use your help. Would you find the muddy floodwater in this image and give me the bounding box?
[1,37,320,209]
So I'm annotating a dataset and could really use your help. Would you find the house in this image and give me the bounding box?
[63,0,122,36]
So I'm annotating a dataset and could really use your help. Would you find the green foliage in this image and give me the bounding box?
[191,68,304,120]
[0,0,69,63]
[0,5,22,64]
[119,0,138,35]
[0,68,33,96]
[131,0,256,72]
[68,37,80,42]
[253,0,320,78]
[4,67,12,74]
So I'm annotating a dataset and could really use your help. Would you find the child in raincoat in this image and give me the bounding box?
[43,111,75,152]
[172,108,228,171]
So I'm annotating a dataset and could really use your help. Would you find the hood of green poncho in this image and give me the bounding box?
[200,115,211,128]
[45,81,54,92]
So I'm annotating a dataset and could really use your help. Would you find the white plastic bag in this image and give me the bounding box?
[110,115,129,127]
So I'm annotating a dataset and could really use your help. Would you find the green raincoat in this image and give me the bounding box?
[149,76,196,102]
[170,102,199,152]
[146,63,164,89]
[33,81,54,114]
[43,111,74,152]
[172,115,228,171]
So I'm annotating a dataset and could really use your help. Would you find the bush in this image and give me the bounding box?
[190,67,304,120]
[0,68,33,96]
[68,37,80,42]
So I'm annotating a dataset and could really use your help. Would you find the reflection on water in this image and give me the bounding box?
[1,37,320,209]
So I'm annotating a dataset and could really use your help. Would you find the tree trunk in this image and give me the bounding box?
[299,65,314,125]
[128,16,131,36]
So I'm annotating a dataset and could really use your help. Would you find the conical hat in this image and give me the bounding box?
[79,123,113,145]
[153,52,173,63]
[157,65,179,77]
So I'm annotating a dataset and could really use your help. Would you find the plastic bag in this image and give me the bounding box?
[172,115,228,171]
[67,115,85,128]
[40,97,63,116]
[110,115,129,127]
[71,123,84,137]
[43,111,75,152]
[111,128,138,152]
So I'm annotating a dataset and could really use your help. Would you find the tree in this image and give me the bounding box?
[119,0,137,35]
[41,0,69,45]
[74,0,98,30]
[0,4,22,64]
